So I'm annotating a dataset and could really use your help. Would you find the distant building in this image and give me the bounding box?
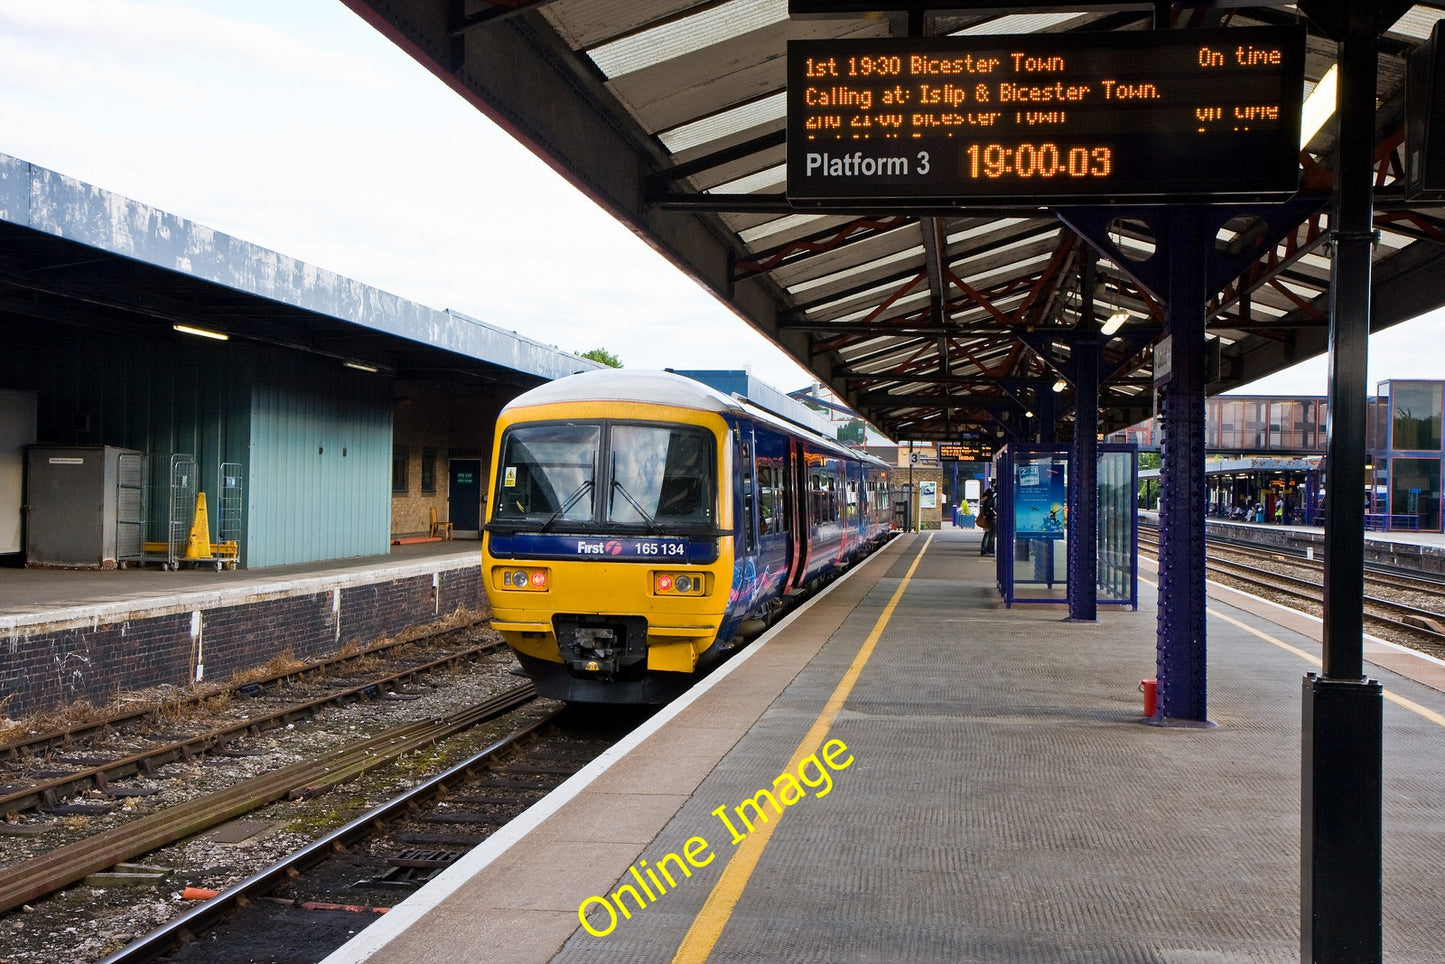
[1109,395,1329,455]
[1116,379,1445,532]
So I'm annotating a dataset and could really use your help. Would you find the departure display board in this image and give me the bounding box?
[941,438,996,461]
[786,26,1305,206]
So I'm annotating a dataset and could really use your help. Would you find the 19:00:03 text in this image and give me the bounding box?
[803,143,1112,180]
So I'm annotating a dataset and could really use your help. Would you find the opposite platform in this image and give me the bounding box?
[327,526,1445,963]
[0,540,484,718]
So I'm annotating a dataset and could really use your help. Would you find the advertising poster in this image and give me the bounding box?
[1014,456,1066,537]
[919,480,937,509]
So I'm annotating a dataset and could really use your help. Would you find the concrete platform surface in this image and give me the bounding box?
[325,527,1445,963]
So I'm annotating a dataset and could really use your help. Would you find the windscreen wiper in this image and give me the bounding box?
[611,480,665,534]
[539,479,594,532]
[609,454,665,535]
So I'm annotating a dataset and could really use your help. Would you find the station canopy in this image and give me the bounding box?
[343,1,1445,442]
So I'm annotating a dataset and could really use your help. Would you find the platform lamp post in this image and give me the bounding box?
[1295,1,1407,960]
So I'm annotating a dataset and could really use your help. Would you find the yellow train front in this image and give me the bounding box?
[481,369,891,703]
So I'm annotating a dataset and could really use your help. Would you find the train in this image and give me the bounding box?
[480,368,895,703]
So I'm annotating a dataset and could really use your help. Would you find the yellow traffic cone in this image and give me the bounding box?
[185,492,213,559]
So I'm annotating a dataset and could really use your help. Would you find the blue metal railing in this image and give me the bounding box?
[1363,512,1419,531]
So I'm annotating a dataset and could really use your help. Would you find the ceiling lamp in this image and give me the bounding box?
[1100,311,1130,336]
[1052,377,1068,393]
[173,324,229,341]
[1300,64,1337,149]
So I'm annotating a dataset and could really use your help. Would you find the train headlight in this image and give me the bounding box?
[497,567,549,592]
[653,571,705,596]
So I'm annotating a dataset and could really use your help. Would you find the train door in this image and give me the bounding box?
[739,427,757,558]
[449,459,482,537]
[787,437,810,592]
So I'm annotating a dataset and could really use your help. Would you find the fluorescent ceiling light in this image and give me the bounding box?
[1100,311,1130,336]
[173,324,229,341]
[1300,64,1338,149]
[343,361,379,373]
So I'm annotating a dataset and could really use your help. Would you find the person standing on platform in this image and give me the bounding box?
[979,485,997,556]
[1274,500,1285,524]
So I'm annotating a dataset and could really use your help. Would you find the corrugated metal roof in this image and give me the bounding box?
[346,0,1445,442]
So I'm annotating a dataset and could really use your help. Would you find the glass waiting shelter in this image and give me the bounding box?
[992,443,1138,609]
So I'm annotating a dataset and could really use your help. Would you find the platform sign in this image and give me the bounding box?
[942,437,996,461]
[1406,20,1445,198]
[786,26,1305,207]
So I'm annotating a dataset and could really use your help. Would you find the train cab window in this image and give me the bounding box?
[607,425,715,525]
[494,424,599,522]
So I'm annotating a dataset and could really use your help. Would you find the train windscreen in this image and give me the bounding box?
[608,425,715,525]
[494,421,715,529]
[494,424,599,523]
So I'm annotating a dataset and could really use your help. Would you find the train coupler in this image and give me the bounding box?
[554,615,648,679]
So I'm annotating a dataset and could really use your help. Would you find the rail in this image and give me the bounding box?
[0,684,535,916]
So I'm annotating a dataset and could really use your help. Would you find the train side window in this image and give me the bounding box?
[809,469,827,527]
[757,464,774,535]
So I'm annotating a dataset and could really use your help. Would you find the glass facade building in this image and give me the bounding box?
[1367,380,1444,531]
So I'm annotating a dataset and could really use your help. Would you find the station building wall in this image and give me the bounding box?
[0,317,396,568]
[389,383,505,539]
[244,347,393,567]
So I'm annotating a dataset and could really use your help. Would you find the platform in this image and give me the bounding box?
[322,524,1445,962]
[0,540,485,719]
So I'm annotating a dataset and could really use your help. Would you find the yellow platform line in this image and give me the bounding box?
[670,532,935,964]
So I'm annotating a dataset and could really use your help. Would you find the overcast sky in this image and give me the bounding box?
[2,0,1442,404]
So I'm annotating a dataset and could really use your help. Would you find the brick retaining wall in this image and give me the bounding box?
[1,564,485,719]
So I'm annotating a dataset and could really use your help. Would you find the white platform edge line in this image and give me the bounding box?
[320,534,909,964]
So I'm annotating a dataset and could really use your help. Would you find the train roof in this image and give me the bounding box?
[503,369,890,468]
[502,368,745,415]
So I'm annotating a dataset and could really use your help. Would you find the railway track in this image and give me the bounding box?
[99,704,640,964]
[0,627,546,964]
[0,684,538,917]
[0,620,501,763]
[0,639,506,819]
[1139,525,1445,660]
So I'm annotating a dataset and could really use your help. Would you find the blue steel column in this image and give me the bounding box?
[1295,1,1398,959]
[1155,206,1209,723]
[1068,253,1100,621]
